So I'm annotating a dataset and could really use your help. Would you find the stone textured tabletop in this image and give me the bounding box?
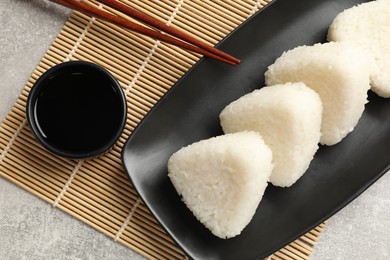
[0,1,389,259]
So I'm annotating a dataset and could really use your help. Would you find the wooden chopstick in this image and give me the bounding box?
[50,0,240,65]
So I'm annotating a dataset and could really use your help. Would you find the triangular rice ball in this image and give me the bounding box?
[168,131,273,239]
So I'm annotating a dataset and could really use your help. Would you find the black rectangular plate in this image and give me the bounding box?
[122,0,390,259]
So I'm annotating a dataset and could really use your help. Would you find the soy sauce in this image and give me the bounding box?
[33,68,124,154]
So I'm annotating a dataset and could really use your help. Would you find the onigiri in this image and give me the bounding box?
[167,131,273,239]
[328,0,390,97]
[265,42,373,145]
[220,82,322,187]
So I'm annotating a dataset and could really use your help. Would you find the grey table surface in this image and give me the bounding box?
[0,1,389,259]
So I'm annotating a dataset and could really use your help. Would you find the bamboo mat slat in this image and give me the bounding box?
[0,1,325,259]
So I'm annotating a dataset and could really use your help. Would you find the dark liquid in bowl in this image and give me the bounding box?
[34,70,124,154]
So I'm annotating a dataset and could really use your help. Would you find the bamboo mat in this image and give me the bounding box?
[0,0,326,259]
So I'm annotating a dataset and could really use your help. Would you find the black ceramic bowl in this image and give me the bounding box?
[26,61,127,159]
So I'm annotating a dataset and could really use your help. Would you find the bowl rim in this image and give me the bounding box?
[26,60,127,159]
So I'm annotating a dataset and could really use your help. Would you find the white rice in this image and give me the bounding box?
[167,131,273,239]
[220,82,322,187]
[264,42,373,145]
[328,0,390,98]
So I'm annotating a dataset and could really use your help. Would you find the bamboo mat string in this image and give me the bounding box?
[53,160,84,207]
[0,0,327,259]
[251,0,268,14]
[167,0,184,26]
[124,40,161,96]
[115,197,142,241]
[64,16,95,61]
[0,119,27,164]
